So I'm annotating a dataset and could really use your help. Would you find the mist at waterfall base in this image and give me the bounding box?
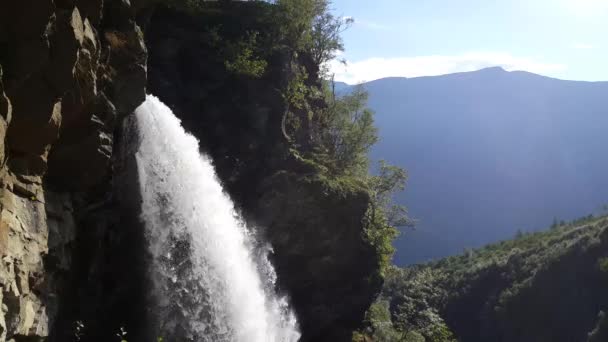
[131,95,300,342]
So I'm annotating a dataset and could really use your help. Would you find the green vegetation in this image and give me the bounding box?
[598,256,608,273]
[359,215,608,342]
[261,0,409,275]
[274,0,351,68]
[224,31,268,78]
[364,161,410,272]
[321,86,378,175]
[271,1,412,335]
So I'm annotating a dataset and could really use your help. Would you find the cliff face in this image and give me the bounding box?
[145,5,382,341]
[0,0,146,340]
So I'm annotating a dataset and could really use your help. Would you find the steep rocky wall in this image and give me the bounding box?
[0,0,146,340]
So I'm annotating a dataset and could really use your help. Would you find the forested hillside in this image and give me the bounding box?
[357,215,608,342]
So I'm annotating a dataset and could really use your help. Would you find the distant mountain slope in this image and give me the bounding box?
[365,215,608,342]
[349,67,608,265]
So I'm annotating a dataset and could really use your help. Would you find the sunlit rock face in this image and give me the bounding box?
[0,0,147,340]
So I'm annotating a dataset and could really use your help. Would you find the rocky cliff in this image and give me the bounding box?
[0,0,146,340]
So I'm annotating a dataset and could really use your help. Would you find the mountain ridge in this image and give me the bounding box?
[338,66,608,86]
[343,66,608,265]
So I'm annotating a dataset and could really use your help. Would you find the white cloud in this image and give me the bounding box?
[354,19,391,31]
[571,43,594,49]
[329,52,567,84]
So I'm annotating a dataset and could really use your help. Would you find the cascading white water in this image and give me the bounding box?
[132,95,300,342]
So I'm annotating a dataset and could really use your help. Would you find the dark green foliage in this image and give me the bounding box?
[275,0,350,68]
[267,0,407,275]
[597,257,608,273]
[370,216,608,342]
[274,0,322,52]
[364,161,410,272]
[309,3,353,75]
[362,300,403,341]
[588,311,608,342]
[224,31,268,78]
[321,85,378,176]
[307,86,408,273]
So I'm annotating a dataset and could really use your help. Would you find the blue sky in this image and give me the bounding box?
[329,0,608,84]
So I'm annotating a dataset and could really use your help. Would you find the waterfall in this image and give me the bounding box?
[131,95,300,342]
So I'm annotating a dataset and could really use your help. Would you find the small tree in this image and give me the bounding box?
[275,0,351,69]
[370,160,410,227]
[362,300,403,342]
[323,85,378,175]
[275,0,323,52]
[224,31,268,78]
[309,4,353,75]
[364,160,411,271]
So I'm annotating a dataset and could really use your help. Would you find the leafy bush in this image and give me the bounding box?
[597,257,608,273]
[355,300,403,342]
[224,31,268,78]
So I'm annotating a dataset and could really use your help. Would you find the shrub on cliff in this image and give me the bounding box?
[275,0,351,69]
[322,85,378,176]
[224,31,268,78]
[270,0,410,274]
[588,311,608,342]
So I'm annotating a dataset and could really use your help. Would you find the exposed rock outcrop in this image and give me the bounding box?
[0,0,147,340]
